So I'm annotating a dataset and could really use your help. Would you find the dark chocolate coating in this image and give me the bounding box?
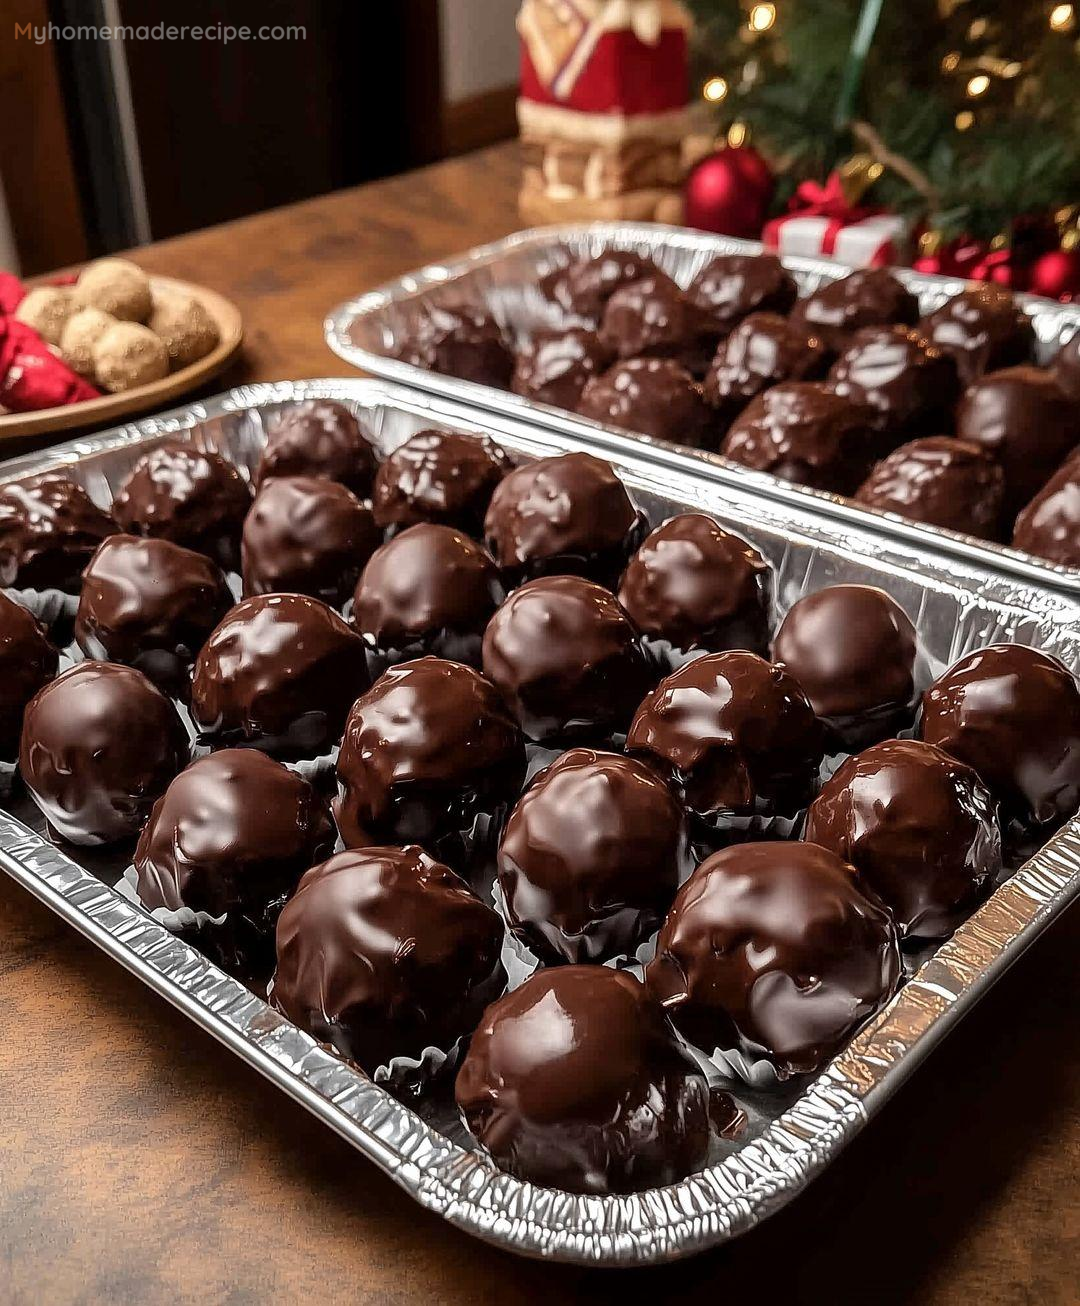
[703,312,828,426]
[540,250,674,322]
[617,513,771,658]
[1011,452,1080,567]
[789,268,919,355]
[351,523,505,665]
[919,643,1080,831]
[804,738,1001,938]
[335,657,526,854]
[75,534,233,697]
[688,253,798,332]
[646,841,901,1077]
[826,325,959,443]
[598,276,720,376]
[18,662,188,846]
[0,591,58,761]
[511,328,612,410]
[577,357,715,449]
[398,304,513,388]
[720,381,880,495]
[274,845,506,1073]
[483,451,645,586]
[497,748,689,964]
[918,285,1034,386]
[190,593,369,757]
[955,365,1079,521]
[0,472,116,593]
[626,650,824,819]
[373,428,512,535]
[455,966,710,1194]
[482,575,652,744]
[772,584,919,748]
[254,400,378,496]
[1054,332,1080,402]
[112,440,252,571]
[854,436,1005,541]
[241,476,380,606]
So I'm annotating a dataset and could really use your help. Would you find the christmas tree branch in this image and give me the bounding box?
[850,120,940,211]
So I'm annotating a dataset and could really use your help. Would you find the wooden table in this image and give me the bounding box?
[1,143,1076,1304]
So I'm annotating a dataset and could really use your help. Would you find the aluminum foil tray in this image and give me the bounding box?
[1,377,1078,1267]
[325,223,1080,593]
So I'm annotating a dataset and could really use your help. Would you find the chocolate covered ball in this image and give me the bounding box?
[191,593,369,757]
[955,366,1079,521]
[112,439,252,571]
[540,250,673,322]
[772,584,919,748]
[456,966,710,1194]
[482,575,652,744]
[720,381,879,494]
[335,657,526,855]
[688,252,798,332]
[372,428,511,534]
[703,312,828,426]
[0,472,117,593]
[511,328,612,410]
[918,285,1034,385]
[398,304,513,388]
[919,643,1080,832]
[805,738,1001,938]
[0,591,58,761]
[497,748,690,964]
[577,357,715,448]
[789,268,919,355]
[19,662,188,846]
[75,534,233,697]
[646,842,901,1077]
[627,650,824,822]
[483,451,645,585]
[598,276,720,376]
[854,436,1005,540]
[241,476,380,606]
[273,845,506,1073]
[826,325,959,443]
[617,513,771,660]
[254,400,378,497]
[1011,452,1080,567]
[1053,332,1080,402]
[352,523,504,666]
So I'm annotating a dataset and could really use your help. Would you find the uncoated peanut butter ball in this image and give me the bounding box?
[73,257,152,322]
[92,322,169,393]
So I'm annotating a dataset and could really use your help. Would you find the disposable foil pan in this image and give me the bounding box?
[325,223,1080,593]
[1,377,1078,1267]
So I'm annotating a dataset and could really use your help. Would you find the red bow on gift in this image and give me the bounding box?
[789,172,879,224]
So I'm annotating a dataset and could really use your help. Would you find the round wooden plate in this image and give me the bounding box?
[0,275,244,440]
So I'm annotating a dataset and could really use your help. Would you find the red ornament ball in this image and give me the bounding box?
[684,146,774,239]
[1027,247,1080,302]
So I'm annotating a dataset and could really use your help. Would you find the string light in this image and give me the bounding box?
[967,17,989,39]
[941,51,961,72]
[966,73,990,96]
[748,4,776,33]
[1049,4,1074,31]
[728,121,749,147]
[1001,60,1022,78]
[956,110,975,130]
[703,76,729,102]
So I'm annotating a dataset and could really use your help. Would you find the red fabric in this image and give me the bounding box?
[0,271,25,316]
[0,318,100,412]
[520,29,688,114]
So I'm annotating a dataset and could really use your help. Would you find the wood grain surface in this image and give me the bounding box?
[1,144,1076,1305]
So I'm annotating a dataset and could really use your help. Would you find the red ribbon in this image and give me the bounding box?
[763,169,886,259]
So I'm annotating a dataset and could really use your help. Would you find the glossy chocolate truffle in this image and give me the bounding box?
[511,328,612,410]
[352,523,504,665]
[0,472,116,593]
[497,748,690,964]
[456,966,709,1194]
[720,381,879,494]
[703,312,828,425]
[955,366,1079,521]
[805,738,1001,938]
[826,325,959,443]
[19,662,188,846]
[919,643,1080,831]
[646,842,901,1077]
[483,451,645,585]
[1053,332,1080,401]
[626,651,824,821]
[372,428,512,535]
[482,575,652,744]
[617,513,771,659]
[75,534,233,697]
[772,584,919,748]
[688,253,798,332]
[241,476,380,606]
[397,304,513,389]
[854,436,1005,540]
[540,250,673,322]
[598,276,720,376]
[577,357,715,448]
[112,439,252,570]
[335,657,526,854]
[1011,452,1080,567]
[274,845,506,1072]
[253,400,378,496]
[918,285,1034,385]
[191,593,369,757]
[0,591,58,761]
[789,268,919,355]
